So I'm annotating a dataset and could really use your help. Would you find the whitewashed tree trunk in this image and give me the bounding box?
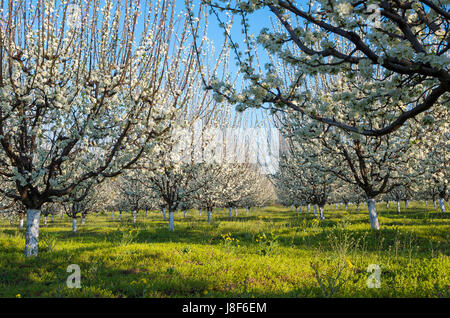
[295,206,298,214]
[335,203,338,210]
[405,200,408,209]
[313,205,317,217]
[60,211,64,219]
[386,201,389,208]
[439,198,446,213]
[367,199,380,230]
[44,216,48,226]
[72,218,77,233]
[234,207,237,216]
[307,204,310,213]
[319,206,325,220]
[10,215,13,225]
[169,211,174,231]
[183,210,187,218]
[25,209,41,257]
[118,211,122,221]
[51,214,54,222]
[162,208,166,221]
[133,211,137,223]
[199,208,202,216]
[425,201,428,206]
[246,206,249,214]
[357,203,360,212]
[145,209,148,218]
[228,207,232,218]
[207,210,212,223]
[397,201,401,213]
[19,216,24,230]
[112,211,114,219]
[81,216,86,225]
[434,200,437,209]
[299,205,302,213]
[345,203,348,210]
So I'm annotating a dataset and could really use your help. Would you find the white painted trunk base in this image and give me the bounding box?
[319,206,325,220]
[397,201,401,213]
[162,208,166,221]
[207,211,212,223]
[228,207,232,218]
[19,217,24,230]
[313,205,317,217]
[169,211,174,231]
[367,199,380,230]
[439,198,446,213]
[133,211,137,223]
[72,218,77,233]
[25,209,41,257]
[234,207,237,216]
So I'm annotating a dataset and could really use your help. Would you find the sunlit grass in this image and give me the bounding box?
[0,203,448,297]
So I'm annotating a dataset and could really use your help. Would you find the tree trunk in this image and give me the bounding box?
[234,207,237,216]
[25,209,41,257]
[19,216,24,230]
[425,201,427,206]
[335,203,338,210]
[199,208,202,216]
[228,207,232,218]
[357,203,360,212]
[183,210,187,218]
[386,201,389,208]
[81,216,86,225]
[169,211,174,231]
[397,200,401,213]
[299,205,302,213]
[307,204,310,213]
[404,200,408,209]
[313,205,317,217]
[246,206,249,214]
[207,210,212,223]
[10,215,13,225]
[72,218,77,233]
[118,211,122,221]
[319,206,325,220]
[51,214,54,222]
[44,216,48,226]
[439,197,446,213]
[434,200,437,209]
[367,199,380,230]
[145,209,148,218]
[133,211,137,223]
[162,208,167,221]
[60,211,64,219]
[345,203,348,210]
[112,211,114,219]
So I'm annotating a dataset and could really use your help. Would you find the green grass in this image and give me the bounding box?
[0,202,449,298]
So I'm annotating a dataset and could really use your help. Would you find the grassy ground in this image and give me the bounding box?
[0,202,449,298]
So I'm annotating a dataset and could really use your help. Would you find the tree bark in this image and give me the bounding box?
[367,199,380,230]
[25,209,41,257]
[207,210,212,223]
[118,211,122,221]
[397,200,401,213]
[313,205,317,217]
[169,211,174,231]
[162,208,167,221]
[234,207,237,216]
[319,206,325,220]
[133,211,137,223]
[19,216,24,230]
[72,218,77,233]
[439,197,446,213]
[228,207,232,218]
